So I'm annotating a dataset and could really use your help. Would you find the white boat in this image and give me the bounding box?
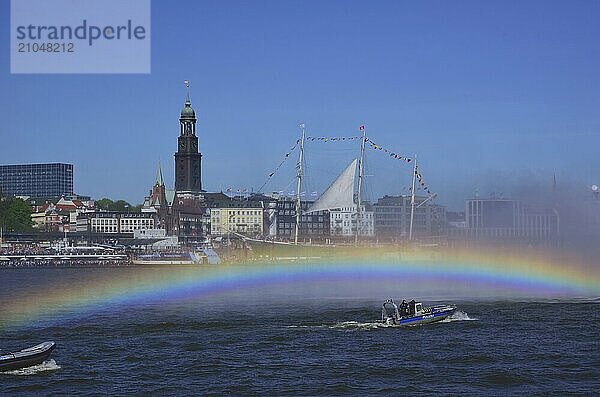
[132,250,219,265]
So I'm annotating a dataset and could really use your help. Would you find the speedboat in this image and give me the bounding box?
[381,299,456,326]
[0,341,56,372]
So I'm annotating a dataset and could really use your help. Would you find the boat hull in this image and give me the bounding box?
[132,260,195,265]
[0,341,56,372]
[385,307,456,326]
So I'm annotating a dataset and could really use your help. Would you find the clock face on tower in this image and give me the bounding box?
[179,140,186,151]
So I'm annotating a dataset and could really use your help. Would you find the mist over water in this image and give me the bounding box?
[1,246,598,331]
[1,272,599,396]
[1,248,599,395]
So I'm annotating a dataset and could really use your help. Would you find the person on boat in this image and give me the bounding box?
[409,300,416,315]
[400,300,407,316]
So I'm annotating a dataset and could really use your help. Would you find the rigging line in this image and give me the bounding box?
[257,139,301,193]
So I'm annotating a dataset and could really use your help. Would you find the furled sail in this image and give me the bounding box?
[306,159,357,213]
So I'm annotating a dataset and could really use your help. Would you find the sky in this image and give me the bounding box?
[1,0,599,210]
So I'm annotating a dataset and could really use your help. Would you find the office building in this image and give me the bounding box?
[464,198,559,246]
[76,212,155,234]
[0,163,73,198]
[373,195,446,240]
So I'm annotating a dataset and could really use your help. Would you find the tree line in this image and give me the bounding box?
[0,192,143,233]
[94,198,143,212]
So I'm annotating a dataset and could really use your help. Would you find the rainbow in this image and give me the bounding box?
[1,248,599,329]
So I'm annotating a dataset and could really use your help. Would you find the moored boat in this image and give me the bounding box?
[381,299,456,326]
[0,341,56,372]
[132,251,203,265]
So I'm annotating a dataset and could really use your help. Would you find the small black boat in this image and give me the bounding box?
[0,341,56,372]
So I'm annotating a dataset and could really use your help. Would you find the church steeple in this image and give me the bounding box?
[146,161,167,209]
[155,163,164,187]
[175,80,202,193]
[179,80,197,136]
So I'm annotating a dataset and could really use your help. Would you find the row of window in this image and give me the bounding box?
[278,222,324,229]
[212,210,261,216]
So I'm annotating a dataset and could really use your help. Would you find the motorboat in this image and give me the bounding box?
[381,299,456,326]
[0,341,56,372]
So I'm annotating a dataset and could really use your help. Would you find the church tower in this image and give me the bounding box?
[174,81,202,193]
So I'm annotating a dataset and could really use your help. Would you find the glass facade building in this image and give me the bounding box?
[0,163,73,198]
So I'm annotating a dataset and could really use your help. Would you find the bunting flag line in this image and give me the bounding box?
[364,138,412,163]
[258,134,433,196]
[306,136,361,142]
[257,139,301,192]
[415,168,433,195]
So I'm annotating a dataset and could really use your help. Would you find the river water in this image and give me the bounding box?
[1,267,598,395]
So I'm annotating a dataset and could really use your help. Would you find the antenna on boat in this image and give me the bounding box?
[355,125,367,246]
[295,123,306,245]
[409,154,417,241]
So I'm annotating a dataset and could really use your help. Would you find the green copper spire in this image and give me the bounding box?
[180,80,196,119]
[156,162,164,186]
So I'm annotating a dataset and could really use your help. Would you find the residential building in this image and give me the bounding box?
[330,204,374,237]
[272,198,330,238]
[210,207,264,236]
[30,196,94,232]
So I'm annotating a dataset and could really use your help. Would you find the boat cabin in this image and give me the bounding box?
[411,301,423,316]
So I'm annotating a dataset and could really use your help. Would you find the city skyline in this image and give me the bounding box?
[1,1,599,210]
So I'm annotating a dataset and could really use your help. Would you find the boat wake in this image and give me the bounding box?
[439,310,478,322]
[328,310,477,329]
[286,322,393,330]
[0,359,61,376]
[328,321,393,330]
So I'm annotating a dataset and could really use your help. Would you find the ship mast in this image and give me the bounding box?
[409,154,417,241]
[355,125,366,246]
[294,124,306,245]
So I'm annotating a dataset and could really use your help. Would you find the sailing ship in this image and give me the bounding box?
[292,125,429,245]
[237,123,437,252]
[292,125,367,245]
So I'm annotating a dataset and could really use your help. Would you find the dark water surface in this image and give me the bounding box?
[1,268,599,396]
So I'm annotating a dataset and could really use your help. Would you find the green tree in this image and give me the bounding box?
[0,195,33,232]
[111,200,130,212]
[0,195,8,227]
[95,198,114,210]
[94,197,142,212]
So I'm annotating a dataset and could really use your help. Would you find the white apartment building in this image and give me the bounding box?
[329,205,375,237]
[76,212,155,234]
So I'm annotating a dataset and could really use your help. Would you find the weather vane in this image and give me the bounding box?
[184,80,190,102]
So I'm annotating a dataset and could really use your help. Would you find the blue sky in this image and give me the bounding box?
[1,0,599,210]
